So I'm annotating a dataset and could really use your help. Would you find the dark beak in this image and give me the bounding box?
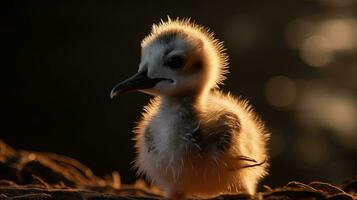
[110,70,166,98]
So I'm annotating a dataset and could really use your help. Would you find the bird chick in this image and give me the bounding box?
[110,18,269,199]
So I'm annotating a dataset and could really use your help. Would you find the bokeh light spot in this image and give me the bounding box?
[300,36,333,67]
[265,76,297,108]
[298,85,357,148]
[318,19,357,50]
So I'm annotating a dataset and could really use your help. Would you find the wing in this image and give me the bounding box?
[200,111,267,170]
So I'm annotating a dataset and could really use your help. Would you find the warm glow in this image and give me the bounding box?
[265,76,297,108]
[286,18,357,67]
[299,87,357,138]
[318,19,357,50]
[300,36,333,67]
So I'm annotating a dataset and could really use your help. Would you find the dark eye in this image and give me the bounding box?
[165,56,185,69]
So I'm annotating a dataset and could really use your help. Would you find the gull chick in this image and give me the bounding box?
[111,18,269,199]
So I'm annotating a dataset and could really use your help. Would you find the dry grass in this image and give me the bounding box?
[0,139,355,200]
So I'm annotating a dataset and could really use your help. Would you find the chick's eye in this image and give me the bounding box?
[165,56,185,69]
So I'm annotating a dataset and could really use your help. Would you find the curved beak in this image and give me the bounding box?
[110,70,164,99]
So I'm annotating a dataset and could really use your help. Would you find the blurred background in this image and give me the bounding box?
[2,0,357,189]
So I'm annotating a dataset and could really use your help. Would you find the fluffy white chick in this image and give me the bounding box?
[111,18,269,200]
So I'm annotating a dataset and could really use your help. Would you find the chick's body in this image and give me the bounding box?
[110,18,269,199]
[135,91,268,198]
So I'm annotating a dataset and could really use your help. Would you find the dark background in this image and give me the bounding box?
[2,0,357,189]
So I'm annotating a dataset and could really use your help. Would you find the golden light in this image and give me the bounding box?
[28,153,37,161]
[285,17,357,67]
[318,19,357,50]
[265,76,297,108]
[318,95,357,134]
[298,85,357,148]
[300,35,333,67]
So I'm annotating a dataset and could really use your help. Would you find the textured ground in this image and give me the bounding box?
[0,139,356,200]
